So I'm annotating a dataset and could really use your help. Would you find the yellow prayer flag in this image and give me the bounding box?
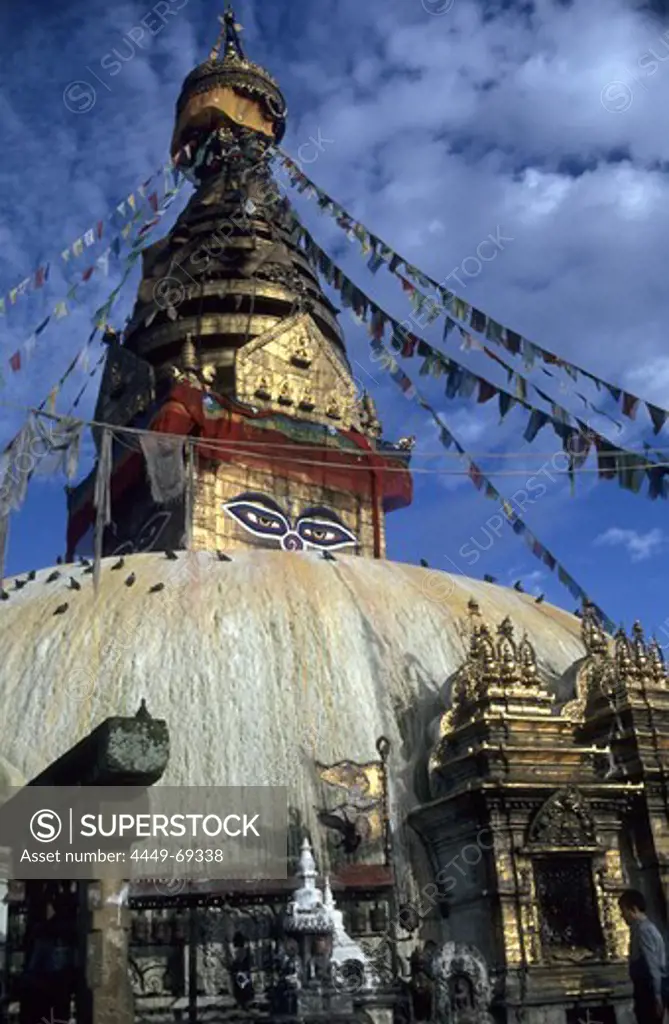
[452,297,469,321]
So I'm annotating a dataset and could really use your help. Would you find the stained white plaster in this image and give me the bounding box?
[0,550,585,865]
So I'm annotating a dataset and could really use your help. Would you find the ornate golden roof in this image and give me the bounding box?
[562,605,667,722]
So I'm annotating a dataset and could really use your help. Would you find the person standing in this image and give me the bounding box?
[618,889,667,1023]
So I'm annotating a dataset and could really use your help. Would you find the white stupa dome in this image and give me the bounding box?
[0,548,585,872]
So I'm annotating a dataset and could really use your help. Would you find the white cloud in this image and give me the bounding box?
[594,526,665,561]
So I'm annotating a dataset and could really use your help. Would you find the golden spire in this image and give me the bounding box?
[497,617,521,685]
[581,600,608,656]
[210,5,245,61]
[518,634,539,686]
[649,637,667,685]
[614,626,635,678]
[631,621,648,674]
[182,333,197,371]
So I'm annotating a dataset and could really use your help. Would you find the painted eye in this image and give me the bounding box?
[307,527,331,542]
[246,510,284,531]
[296,518,357,551]
[223,500,289,540]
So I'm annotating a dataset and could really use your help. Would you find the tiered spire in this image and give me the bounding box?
[284,839,332,934]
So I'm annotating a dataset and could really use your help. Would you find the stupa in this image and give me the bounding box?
[0,8,667,1024]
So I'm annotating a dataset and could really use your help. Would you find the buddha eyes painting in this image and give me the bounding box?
[222,493,358,552]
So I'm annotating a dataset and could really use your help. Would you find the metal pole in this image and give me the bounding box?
[188,906,198,1024]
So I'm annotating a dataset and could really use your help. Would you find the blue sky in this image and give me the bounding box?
[1,0,669,635]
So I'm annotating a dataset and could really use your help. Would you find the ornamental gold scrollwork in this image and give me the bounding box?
[594,869,628,960]
[527,787,598,849]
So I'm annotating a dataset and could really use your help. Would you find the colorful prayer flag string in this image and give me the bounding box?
[278,150,669,437]
[367,336,616,633]
[0,142,191,319]
[4,178,185,379]
[291,211,669,502]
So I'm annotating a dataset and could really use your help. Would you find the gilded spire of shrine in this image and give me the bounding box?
[210,5,245,61]
[81,0,413,564]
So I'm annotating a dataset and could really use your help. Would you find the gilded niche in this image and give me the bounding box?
[235,315,367,434]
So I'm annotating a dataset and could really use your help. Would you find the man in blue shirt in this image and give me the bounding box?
[619,889,667,1023]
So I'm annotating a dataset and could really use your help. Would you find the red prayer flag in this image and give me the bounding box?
[468,462,484,489]
[477,379,497,403]
[402,334,417,358]
[622,393,639,419]
[9,351,21,372]
[149,192,159,212]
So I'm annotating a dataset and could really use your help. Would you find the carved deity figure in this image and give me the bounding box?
[326,397,341,419]
[431,942,494,1024]
[278,381,294,405]
[409,945,436,1021]
[449,972,476,1022]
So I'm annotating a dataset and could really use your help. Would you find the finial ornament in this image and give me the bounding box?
[210,5,245,61]
[614,626,635,678]
[649,637,667,685]
[581,600,608,656]
[631,621,648,673]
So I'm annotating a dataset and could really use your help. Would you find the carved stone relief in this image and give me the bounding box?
[432,943,494,1024]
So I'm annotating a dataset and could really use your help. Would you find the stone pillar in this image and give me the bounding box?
[83,874,132,1024]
